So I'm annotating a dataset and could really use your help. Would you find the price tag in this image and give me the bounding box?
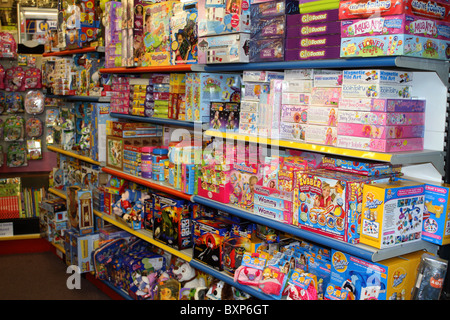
[0,222,13,237]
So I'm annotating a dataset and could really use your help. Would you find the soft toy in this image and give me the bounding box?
[206,279,234,300]
[172,261,206,288]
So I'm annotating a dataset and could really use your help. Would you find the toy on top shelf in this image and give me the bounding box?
[0,32,17,59]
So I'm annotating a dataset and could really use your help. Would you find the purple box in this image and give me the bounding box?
[249,37,285,62]
[286,34,341,49]
[287,21,341,37]
[337,122,425,139]
[287,9,339,25]
[251,15,286,39]
[339,98,426,112]
[285,46,340,60]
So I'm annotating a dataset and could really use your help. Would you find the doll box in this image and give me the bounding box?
[338,0,450,21]
[341,83,412,99]
[329,249,424,300]
[422,183,450,245]
[337,135,424,152]
[339,98,426,112]
[198,33,250,64]
[228,162,264,210]
[285,34,341,49]
[285,46,341,61]
[337,122,425,139]
[321,156,401,176]
[286,9,339,25]
[197,0,251,37]
[337,110,425,126]
[340,14,450,40]
[286,21,341,37]
[340,34,449,60]
[360,180,425,249]
[342,69,414,85]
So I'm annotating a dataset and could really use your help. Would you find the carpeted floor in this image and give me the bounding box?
[0,251,111,300]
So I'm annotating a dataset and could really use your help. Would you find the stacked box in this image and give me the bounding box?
[170,1,198,65]
[250,1,286,62]
[285,8,341,60]
[110,77,130,114]
[336,69,424,152]
[169,73,187,120]
[210,102,240,133]
[185,72,241,123]
[339,12,450,59]
[152,74,171,118]
[105,2,123,68]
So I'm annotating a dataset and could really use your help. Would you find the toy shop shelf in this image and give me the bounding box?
[204,130,445,169]
[93,210,193,262]
[48,187,66,199]
[46,94,111,102]
[99,64,193,74]
[47,146,101,166]
[0,234,41,241]
[109,113,203,129]
[189,259,275,300]
[101,167,193,201]
[192,196,438,262]
[192,56,450,85]
[42,46,104,57]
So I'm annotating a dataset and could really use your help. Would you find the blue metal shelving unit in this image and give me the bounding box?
[109,112,205,129]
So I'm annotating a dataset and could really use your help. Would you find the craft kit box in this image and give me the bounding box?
[340,14,450,41]
[339,98,426,112]
[321,156,401,177]
[310,87,341,106]
[422,182,450,245]
[293,169,373,243]
[342,70,414,85]
[329,249,424,300]
[279,122,307,142]
[341,83,412,99]
[340,34,449,60]
[185,72,242,123]
[285,46,341,61]
[337,123,425,139]
[286,35,341,50]
[337,135,424,152]
[280,104,308,123]
[198,33,250,64]
[305,125,337,146]
[251,15,286,39]
[197,0,251,37]
[287,21,341,37]
[282,79,314,93]
[337,110,425,126]
[307,106,338,126]
[338,0,450,20]
[287,9,339,25]
[360,179,425,249]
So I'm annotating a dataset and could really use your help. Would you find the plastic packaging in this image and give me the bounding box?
[412,253,448,300]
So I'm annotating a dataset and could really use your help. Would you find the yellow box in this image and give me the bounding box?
[360,180,425,249]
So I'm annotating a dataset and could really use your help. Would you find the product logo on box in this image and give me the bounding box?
[392,268,407,288]
[411,0,447,19]
[331,251,349,273]
[364,192,383,208]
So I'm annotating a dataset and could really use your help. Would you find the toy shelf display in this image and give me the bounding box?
[25,0,450,302]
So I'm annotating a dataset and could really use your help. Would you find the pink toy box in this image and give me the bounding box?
[305,125,337,146]
[293,169,378,243]
[340,14,450,41]
[308,106,338,126]
[338,0,450,20]
[228,162,264,211]
[337,110,425,126]
[336,135,424,152]
[337,122,425,139]
[280,104,308,123]
[310,87,341,106]
[339,98,426,112]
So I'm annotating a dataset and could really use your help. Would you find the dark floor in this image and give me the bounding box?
[0,251,111,300]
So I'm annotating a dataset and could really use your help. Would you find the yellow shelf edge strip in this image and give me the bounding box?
[47,146,101,165]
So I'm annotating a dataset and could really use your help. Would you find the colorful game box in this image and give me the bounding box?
[360,179,425,249]
[321,156,401,176]
[422,182,450,245]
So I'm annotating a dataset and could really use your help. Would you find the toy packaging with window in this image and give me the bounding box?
[360,179,425,249]
[328,249,424,300]
[67,186,95,235]
[152,193,193,250]
[421,182,450,246]
[69,232,100,273]
[411,253,448,300]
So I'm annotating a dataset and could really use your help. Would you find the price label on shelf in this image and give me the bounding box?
[0,222,13,237]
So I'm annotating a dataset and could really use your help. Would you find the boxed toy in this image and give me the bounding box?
[280,104,308,123]
[287,21,341,37]
[360,179,425,249]
[197,0,251,37]
[193,217,232,270]
[337,110,425,126]
[250,0,286,19]
[67,186,95,235]
[341,83,412,99]
[343,69,414,85]
[321,156,401,176]
[310,87,341,106]
[229,162,264,210]
[329,249,424,300]
[338,0,450,20]
[422,182,450,245]
[293,169,375,243]
[282,79,313,93]
[279,122,307,142]
[305,125,337,146]
[90,103,112,163]
[285,46,341,61]
[285,34,341,49]
[209,102,240,132]
[198,33,251,64]
[70,232,100,273]
[287,9,339,25]
[249,37,285,62]
[339,98,426,112]
[307,106,338,126]
[340,34,449,60]
[251,15,286,39]
[337,123,425,139]
[170,1,198,65]
[337,135,424,152]
[152,193,193,250]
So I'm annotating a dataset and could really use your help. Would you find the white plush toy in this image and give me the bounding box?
[173,262,206,289]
